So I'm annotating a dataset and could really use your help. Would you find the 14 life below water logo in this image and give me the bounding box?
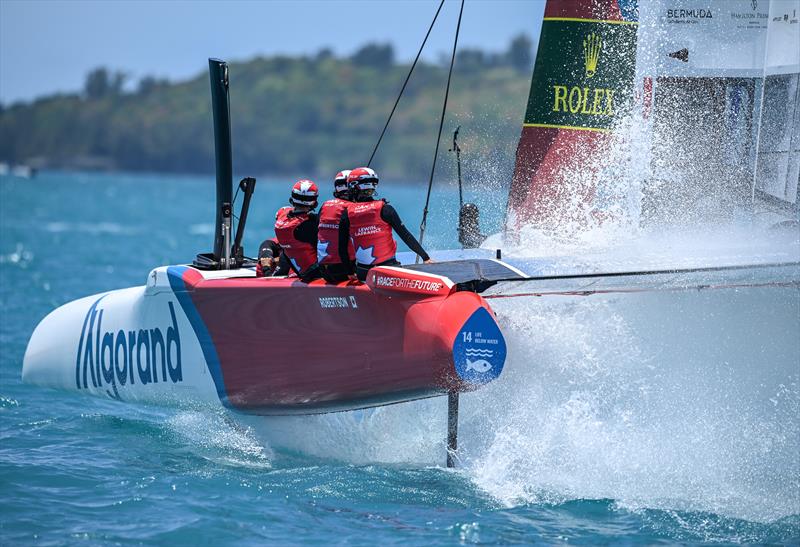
[75,296,182,399]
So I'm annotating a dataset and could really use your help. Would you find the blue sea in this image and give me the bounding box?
[1,171,798,545]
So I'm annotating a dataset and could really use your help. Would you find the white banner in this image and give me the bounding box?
[637,0,771,77]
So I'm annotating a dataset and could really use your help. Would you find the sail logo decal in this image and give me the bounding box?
[583,32,602,77]
[552,86,615,116]
[524,18,637,131]
[75,296,182,399]
[452,307,506,385]
[552,32,611,116]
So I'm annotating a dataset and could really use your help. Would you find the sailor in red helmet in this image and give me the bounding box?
[342,167,432,281]
[317,169,356,283]
[274,179,323,282]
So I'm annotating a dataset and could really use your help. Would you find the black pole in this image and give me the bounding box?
[446,390,459,468]
[231,177,256,266]
[450,126,463,210]
[209,59,233,263]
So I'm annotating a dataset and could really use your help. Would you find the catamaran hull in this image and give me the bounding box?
[22,265,507,415]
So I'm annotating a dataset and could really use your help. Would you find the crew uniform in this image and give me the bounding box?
[342,167,430,281]
[317,170,355,283]
[273,180,323,282]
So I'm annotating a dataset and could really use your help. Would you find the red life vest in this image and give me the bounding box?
[274,207,317,274]
[347,200,397,266]
[317,199,354,265]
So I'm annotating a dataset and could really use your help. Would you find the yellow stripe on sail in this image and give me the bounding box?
[523,123,610,133]
[542,17,638,26]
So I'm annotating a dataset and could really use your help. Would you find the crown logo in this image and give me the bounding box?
[583,32,602,78]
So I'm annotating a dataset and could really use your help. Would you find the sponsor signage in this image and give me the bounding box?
[664,8,714,23]
[75,297,183,399]
[639,0,771,75]
[366,267,452,296]
[318,296,358,309]
[452,307,506,385]
[374,275,443,292]
[524,18,638,131]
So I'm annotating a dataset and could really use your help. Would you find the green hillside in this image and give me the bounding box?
[0,41,532,182]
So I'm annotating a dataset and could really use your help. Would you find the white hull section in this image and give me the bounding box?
[22,267,221,408]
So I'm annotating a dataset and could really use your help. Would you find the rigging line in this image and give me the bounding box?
[418,0,464,262]
[367,0,446,167]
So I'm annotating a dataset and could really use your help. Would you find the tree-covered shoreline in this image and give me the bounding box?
[0,39,533,181]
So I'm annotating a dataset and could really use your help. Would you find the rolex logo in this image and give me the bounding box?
[583,33,602,78]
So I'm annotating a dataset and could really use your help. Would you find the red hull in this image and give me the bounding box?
[173,266,504,414]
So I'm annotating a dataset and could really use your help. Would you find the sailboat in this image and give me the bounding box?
[22,0,799,464]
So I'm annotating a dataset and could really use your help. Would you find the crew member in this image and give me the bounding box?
[274,180,322,282]
[343,167,432,281]
[317,169,355,283]
[255,238,290,277]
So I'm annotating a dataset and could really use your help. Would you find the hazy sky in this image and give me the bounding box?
[0,0,545,104]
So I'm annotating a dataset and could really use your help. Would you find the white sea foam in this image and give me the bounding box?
[463,289,800,523]
[240,277,798,524]
[167,410,273,469]
[42,221,138,235]
[234,209,798,524]
[0,243,34,267]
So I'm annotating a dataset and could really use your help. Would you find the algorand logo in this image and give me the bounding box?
[75,297,182,399]
[583,32,602,78]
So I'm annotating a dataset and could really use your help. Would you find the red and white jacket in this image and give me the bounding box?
[274,207,317,274]
[347,200,397,266]
[317,198,354,265]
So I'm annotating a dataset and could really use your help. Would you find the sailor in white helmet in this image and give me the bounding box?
[316,169,356,283]
[341,167,432,281]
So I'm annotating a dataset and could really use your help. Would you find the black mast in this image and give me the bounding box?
[208,59,233,264]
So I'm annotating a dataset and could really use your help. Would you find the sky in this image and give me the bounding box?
[0,0,545,104]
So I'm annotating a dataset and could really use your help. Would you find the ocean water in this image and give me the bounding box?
[1,171,798,545]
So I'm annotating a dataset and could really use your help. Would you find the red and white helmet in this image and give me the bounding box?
[289,179,319,208]
[333,169,351,196]
[347,167,379,192]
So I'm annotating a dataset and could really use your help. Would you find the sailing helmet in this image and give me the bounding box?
[289,179,319,208]
[347,167,379,193]
[333,169,351,198]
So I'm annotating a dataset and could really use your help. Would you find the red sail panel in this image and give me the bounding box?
[507,0,638,229]
[543,0,628,21]
[510,127,614,226]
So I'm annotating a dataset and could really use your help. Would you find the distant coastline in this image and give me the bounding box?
[0,39,533,182]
